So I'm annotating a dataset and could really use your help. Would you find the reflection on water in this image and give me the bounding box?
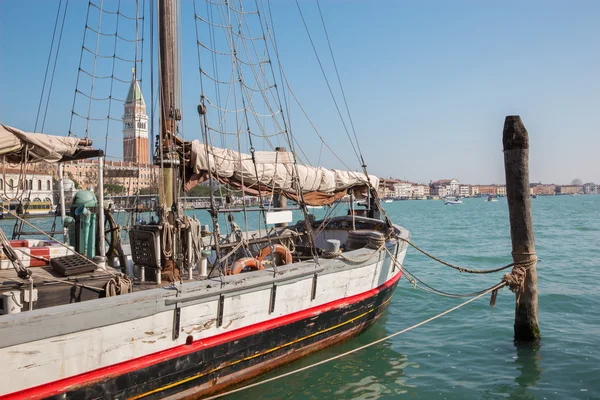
[228,313,417,400]
[332,314,417,400]
[510,341,542,400]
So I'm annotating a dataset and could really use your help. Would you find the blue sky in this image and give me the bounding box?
[1,1,598,185]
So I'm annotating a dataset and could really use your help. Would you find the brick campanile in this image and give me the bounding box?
[122,69,149,164]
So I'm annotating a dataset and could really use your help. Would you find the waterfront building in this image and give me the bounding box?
[378,178,401,198]
[496,185,507,196]
[0,167,54,204]
[459,185,471,198]
[531,183,556,196]
[478,185,497,196]
[412,184,427,199]
[393,181,413,199]
[422,185,430,197]
[470,185,480,197]
[556,185,583,195]
[430,179,459,197]
[583,182,597,194]
[62,160,157,195]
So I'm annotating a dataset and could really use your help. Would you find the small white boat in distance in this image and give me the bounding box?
[444,197,463,205]
[487,195,498,202]
[306,205,323,210]
[383,198,393,203]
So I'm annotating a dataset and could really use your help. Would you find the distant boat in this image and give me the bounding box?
[571,193,578,196]
[306,205,323,210]
[487,195,498,202]
[383,198,393,203]
[444,197,463,205]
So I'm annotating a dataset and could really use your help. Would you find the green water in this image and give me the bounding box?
[228,195,599,400]
[2,196,598,399]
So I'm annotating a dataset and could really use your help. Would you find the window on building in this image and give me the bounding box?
[38,179,42,190]
[0,179,3,190]
[46,180,51,190]
[9,179,14,188]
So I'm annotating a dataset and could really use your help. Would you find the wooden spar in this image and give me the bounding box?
[502,115,540,341]
[157,0,178,209]
[273,147,288,228]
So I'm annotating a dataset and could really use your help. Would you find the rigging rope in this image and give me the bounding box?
[294,0,362,165]
[34,0,67,133]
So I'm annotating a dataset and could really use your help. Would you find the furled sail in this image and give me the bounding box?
[0,124,83,163]
[187,140,378,206]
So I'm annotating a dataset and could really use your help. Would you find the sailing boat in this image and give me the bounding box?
[0,1,409,398]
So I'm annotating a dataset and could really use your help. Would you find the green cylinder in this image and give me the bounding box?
[87,213,97,259]
[80,209,91,256]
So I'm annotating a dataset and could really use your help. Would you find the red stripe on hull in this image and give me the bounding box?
[3,270,403,399]
[169,310,386,400]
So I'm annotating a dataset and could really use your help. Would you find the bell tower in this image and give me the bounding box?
[123,69,149,164]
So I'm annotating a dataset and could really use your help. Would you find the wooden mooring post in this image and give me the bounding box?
[502,116,540,341]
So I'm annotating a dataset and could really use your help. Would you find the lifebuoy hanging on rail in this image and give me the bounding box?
[256,244,293,266]
[228,257,264,275]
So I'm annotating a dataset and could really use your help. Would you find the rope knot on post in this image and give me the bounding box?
[501,256,538,305]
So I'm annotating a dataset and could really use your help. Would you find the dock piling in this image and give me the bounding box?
[502,115,540,341]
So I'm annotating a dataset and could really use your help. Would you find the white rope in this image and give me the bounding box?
[202,281,506,400]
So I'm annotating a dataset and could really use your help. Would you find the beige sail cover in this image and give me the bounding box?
[189,140,378,199]
[0,124,80,163]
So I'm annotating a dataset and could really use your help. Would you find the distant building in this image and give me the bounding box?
[583,183,597,194]
[470,185,480,197]
[459,185,471,197]
[123,70,149,164]
[422,185,430,197]
[63,160,158,195]
[531,183,556,196]
[378,178,401,198]
[394,181,413,199]
[556,185,582,195]
[496,185,507,196]
[0,168,54,204]
[430,178,459,197]
[412,184,429,199]
[478,185,497,196]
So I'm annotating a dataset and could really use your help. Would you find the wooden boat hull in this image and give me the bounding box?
[31,270,400,400]
[1,231,409,400]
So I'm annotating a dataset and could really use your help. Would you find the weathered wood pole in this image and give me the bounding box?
[273,147,288,228]
[502,116,540,341]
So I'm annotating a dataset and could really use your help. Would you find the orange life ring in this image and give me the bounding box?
[228,257,264,275]
[256,244,293,266]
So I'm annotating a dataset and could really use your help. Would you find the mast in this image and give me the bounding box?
[157,0,180,210]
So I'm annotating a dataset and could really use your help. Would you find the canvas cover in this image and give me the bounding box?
[188,140,378,205]
[0,124,80,163]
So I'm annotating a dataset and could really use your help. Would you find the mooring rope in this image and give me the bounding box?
[380,246,534,301]
[201,281,506,400]
[400,238,536,274]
